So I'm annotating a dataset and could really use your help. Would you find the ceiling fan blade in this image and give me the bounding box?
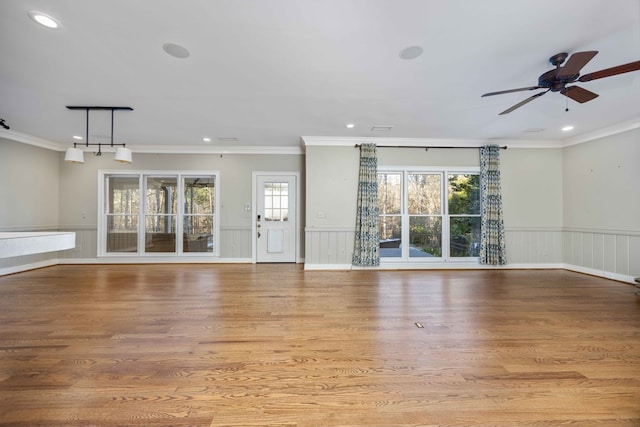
[557,51,598,78]
[561,86,599,103]
[482,86,543,97]
[498,91,547,115]
[578,60,640,82]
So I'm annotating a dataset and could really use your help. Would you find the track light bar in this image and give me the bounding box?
[65,106,134,164]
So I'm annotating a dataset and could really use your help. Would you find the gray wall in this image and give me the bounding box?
[58,152,304,229]
[304,144,565,267]
[563,128,640,231]
[0,138,62,272]
[58,151,305,259]
[562,128,640,279]
[0,138,59,229]
[2,130,638,281]
[1,140,304,270]
[501,147,563,229]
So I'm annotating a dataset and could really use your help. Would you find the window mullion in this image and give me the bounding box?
[402,171,409,260]
[443,171,449,260]
[176,175,182,254]
[138,174,145,254]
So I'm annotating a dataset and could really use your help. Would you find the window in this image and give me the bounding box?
[106,176,139,253]
[378,168,480,261]
[183,176,216,253]
[99,171,219,256]
[264,182,289,221]
[145,176,177,253]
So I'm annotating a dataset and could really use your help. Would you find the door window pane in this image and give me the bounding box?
[264,182,289,221]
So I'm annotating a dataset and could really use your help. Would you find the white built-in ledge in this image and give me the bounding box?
[0,232,76,259]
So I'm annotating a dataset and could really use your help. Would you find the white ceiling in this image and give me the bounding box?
[1,0,639,153]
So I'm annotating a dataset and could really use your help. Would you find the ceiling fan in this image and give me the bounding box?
[482,51,640,115]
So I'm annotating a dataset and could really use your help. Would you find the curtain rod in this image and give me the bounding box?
[354,144,507,150]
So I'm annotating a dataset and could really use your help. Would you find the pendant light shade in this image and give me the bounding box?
[64,146,85,163]
[114,146,132,163]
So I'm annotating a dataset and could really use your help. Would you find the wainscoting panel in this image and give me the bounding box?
[305,228,355,267]
[4,226,637,282]
[219,226,252,258]
[502,228,563,265]
[563,229,640,281]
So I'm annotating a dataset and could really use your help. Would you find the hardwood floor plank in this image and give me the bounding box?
[0,265,639,426]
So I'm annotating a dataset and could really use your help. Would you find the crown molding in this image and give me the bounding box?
[130,144,304,155]
[0,129,65,151]
[0,129,304,155]
[4,123,637,156]
[561,118,640,147]
[301,136,563,149]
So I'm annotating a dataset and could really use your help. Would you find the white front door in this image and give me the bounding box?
[255,174,297,263]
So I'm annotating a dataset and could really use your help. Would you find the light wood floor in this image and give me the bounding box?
[0,265,639,426]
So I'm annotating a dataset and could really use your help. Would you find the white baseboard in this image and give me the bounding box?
[304,263,353,270]
[562,263,636,284]
[3,259,636,286]
[304,262,566,271]
[0,259,59,276]
[57,257,254,265]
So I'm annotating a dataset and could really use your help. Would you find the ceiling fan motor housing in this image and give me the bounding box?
[538,69,579,91]
[539,53,579,91]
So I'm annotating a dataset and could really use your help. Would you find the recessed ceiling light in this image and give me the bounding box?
[202,137,211,142]
[218,137,238,142]
[562,125,574,132]
[73,135,83,140]
[371,125,393,132]
[346,123,355,129]
[399,46,423,60]
[163,43,190,59]
[28,11,61,29]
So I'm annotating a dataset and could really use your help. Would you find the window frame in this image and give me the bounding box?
[378,166,480,263]
[98,170,220,257]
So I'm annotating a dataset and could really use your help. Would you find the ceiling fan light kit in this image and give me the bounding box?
[482,51,640,115]
[64,106,134,164]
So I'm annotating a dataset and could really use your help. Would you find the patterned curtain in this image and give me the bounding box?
[479,145,507,265]
[352,143,380,266]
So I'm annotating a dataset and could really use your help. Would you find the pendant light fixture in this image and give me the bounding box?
[65,106,133,164]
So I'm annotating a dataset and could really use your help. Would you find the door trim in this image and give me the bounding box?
[251,171,301,263]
